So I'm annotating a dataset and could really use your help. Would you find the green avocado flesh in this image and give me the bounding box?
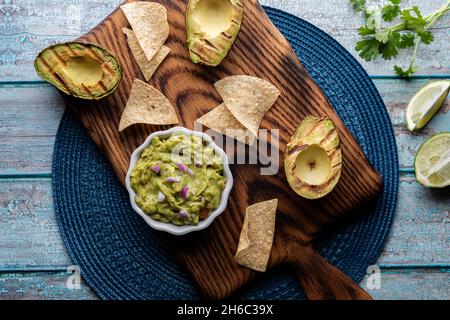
[130,134,227,226]
[34,42,121,100]
[186,0,244,66]
[284,116,342,200]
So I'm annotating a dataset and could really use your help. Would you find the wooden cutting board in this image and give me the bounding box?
[64,0,383,300]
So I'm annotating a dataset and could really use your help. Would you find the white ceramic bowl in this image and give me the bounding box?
[125,127,233,236]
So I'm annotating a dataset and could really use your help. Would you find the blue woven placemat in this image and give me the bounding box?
[53,7,399,300]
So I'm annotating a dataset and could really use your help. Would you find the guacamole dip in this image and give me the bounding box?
[130,134,227,226]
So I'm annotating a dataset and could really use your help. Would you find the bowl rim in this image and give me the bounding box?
[125,127,234,236]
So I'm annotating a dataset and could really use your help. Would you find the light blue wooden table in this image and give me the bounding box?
[0,0,448,300]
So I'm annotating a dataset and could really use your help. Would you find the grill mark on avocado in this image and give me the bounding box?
[80,83,95,98]
[328,148,338,160]
[332,162,341,169]
[85,46,116,76]
[37,56,74,95]
[221,32,232,40]
[287,144,307,155]
[318,128,337,147]
[36,56,59,82]
[48,47,67,66]
[234,1,243,9]
[190,48,213,65]
[63,43,78,57]
[189,49,205,63]
[53,72,75,96]
[203,39,220,51]
[300,121,323,139]
[309,122,333,141]
[96,80,109,93]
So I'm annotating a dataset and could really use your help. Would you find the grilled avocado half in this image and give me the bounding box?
[186,0,244,67]
[34,42,121,100]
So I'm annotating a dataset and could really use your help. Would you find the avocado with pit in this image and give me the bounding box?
[34,42,121,100]
[186,0,244,67]
[284,116,342,200]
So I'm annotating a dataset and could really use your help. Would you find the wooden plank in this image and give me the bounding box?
[0,176,447,269]
[377,175,450,265]
[0,83,64,137]
[1,0,449,81]
[0,80,447,175]
[0,83,63,175]
[0,136,56,175]
[0,179,73,268]
[0,271,98,300]
[0,268,447,300]
[3,1,121,36]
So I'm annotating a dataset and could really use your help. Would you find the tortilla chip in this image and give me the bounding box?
[197,103,257,145]
[215,76,280,137]
[121,2,169,61]
[119,79,179,131]
[123,28,170,81]
[235,199,278,272]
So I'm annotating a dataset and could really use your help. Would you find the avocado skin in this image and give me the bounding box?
[34,42,122,100]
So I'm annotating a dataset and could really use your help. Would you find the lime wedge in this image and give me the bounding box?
[406,81,450,131]
[415,133,450,188]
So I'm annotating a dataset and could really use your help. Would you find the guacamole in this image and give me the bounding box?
[130,134,227,226]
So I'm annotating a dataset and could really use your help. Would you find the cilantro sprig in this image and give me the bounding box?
[350,0,366,12]
[351,0,450,78]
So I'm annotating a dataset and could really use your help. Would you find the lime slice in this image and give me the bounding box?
[406,81,450,131]
[415,133,450,188]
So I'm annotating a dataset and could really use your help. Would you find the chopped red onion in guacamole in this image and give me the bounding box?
[179,210,189,220]
[166,176,181,183]
[177,162,188,172]
[180,186,189,199]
